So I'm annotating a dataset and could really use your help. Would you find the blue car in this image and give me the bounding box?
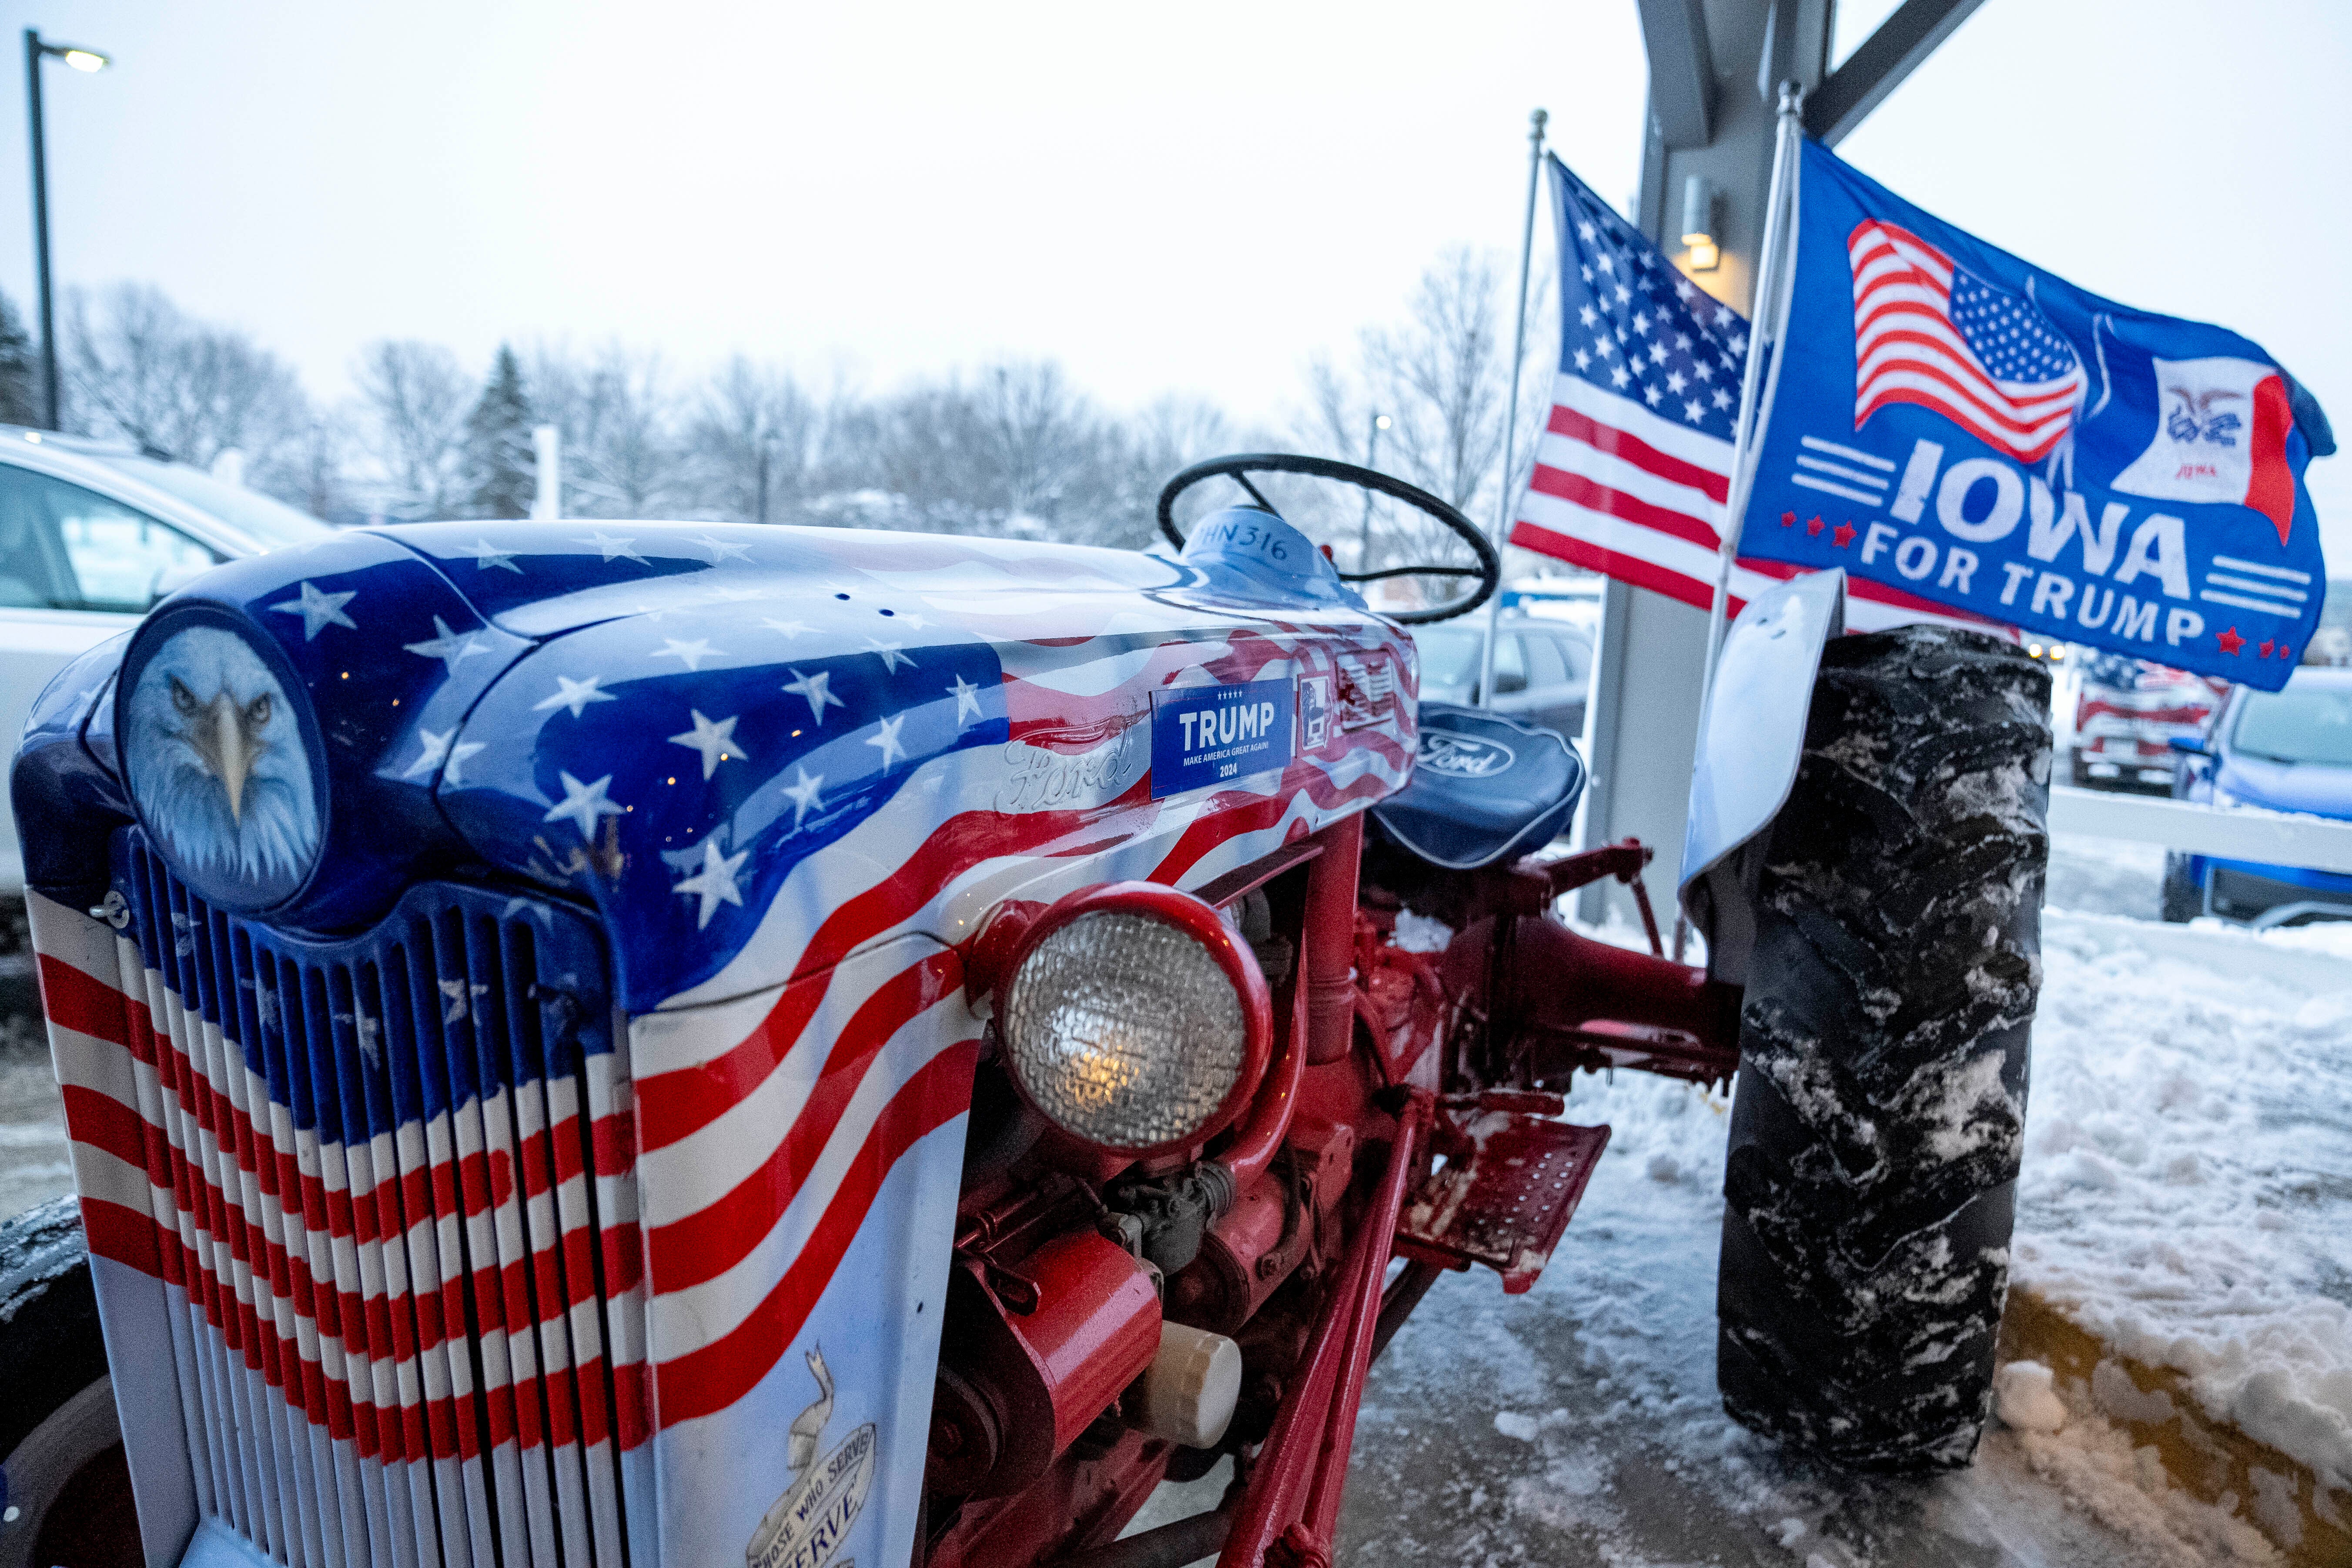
[2162,666,2352,924]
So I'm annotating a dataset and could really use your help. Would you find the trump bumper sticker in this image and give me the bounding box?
[1150,679,1295,799]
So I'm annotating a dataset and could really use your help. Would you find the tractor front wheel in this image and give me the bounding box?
[0,1197,137,1568]
[1714,625,2050,1471]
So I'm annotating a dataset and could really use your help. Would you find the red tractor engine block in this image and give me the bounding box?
[929,1230,1162,1500]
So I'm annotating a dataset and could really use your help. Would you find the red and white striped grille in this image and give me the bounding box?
[44,828,646,1568]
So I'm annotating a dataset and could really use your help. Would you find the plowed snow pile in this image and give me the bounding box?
[2017,912,2352,1496]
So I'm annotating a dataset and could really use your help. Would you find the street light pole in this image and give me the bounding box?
[1355,412,1389,572]
[22,29,109,432]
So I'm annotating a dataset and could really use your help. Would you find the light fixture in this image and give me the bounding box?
[1375,415,1392,431]
[58,48,108,72]
[995,882,1271,1157]
[1681,174,1719,272]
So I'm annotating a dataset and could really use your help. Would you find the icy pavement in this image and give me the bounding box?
[1332,1069,2263,1568]
[0,1017,67,1224]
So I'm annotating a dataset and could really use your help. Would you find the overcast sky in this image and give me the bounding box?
[5,0,2348,559]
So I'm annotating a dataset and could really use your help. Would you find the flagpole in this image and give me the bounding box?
[1695,81,1807,717]
[1477,107,1548,710]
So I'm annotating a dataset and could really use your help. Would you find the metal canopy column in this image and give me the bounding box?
[1577,0,1977,925]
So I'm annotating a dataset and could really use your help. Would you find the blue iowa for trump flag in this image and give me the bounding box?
[1745,140,2333,690]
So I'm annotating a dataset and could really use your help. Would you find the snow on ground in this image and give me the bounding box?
[1339,1058,2266,1567]
[2021,911,2352,1496]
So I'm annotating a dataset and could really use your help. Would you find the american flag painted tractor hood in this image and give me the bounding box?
[12,515,1416,1568]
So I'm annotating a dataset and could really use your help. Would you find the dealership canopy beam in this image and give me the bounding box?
[1805,0,1987,146]
[1635,0,1717,147]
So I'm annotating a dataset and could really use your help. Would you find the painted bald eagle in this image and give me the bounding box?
[126,626,318,896]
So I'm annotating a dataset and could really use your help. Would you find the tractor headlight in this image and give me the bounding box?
[998,883,1271,1156]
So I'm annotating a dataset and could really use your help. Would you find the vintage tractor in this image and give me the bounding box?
[0,454,2048,1568]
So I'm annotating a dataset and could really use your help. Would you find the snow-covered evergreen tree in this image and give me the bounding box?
[464,344,536,518]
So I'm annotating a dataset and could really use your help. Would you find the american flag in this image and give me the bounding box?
[1850,218,2087,462]
[1509,156,1987,630]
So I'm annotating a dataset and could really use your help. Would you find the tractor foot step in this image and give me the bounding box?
[1396,1107,1609,1293]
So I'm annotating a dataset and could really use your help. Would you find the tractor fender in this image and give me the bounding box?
[1677,568,1845,986]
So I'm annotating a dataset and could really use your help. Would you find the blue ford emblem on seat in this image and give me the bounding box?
[1375,704,1584,870]
[1419,732,1516,778]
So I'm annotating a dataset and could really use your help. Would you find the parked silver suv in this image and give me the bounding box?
[0,427,331,890]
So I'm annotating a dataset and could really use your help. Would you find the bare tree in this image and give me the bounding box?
[1105,395,1243,551]
[1295,247,1554,586]
[64,284,312,485]
[683,357,823,524]
[1365,248,1513,513]
[529,344,681,518]
[352,340,471,518]
[0,290,37,427]
[820,361,1122,539]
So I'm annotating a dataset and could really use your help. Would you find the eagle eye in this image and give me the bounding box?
[170,677,198,715]
[246,693,272,727]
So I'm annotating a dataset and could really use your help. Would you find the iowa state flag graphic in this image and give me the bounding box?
[1745,140,2333,690]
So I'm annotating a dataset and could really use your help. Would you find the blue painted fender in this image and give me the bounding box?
[1677,569,1845,985]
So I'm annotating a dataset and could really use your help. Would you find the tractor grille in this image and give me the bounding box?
[108,827,645,1568]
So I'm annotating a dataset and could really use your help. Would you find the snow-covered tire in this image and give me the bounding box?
[0,1196,137,1568]
[1715,625,2050,1472]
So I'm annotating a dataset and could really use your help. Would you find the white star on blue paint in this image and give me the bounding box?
[543,770,624,840]
[867,712,907,771]
[667,709,747,779]
[763,618,811,638]
[947,674,983,726]
[783,668,843,724]
[672,835,748,929]
[457,540,523,574]
[576,530,649,565]
[867,639,915,673]
[405,615,490,674]
[689,532,753,564]
[783,767,824,830]
[402,726,485,786]
[652,638,722,672]
[533,675,615,719]
[269,581,358,641]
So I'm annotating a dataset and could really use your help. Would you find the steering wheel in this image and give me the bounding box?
[1156,452,1502,625]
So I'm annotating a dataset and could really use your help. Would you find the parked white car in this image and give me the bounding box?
[0,426,331,891]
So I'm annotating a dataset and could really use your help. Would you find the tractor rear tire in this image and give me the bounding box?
[1714,625,2050,1471]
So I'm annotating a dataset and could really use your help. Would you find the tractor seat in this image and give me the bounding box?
[1372,703,1587,870]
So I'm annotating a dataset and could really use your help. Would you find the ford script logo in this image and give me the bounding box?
[1419,732,1515,778]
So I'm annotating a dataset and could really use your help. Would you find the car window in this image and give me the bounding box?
[94,453,331,549]
[1492,635,1528,695]
[0,464,220,613]
[1553,631,1593,689]
[2231,684,2352,767]
[1522,633,1568,688]
[1415,627,1482,690]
